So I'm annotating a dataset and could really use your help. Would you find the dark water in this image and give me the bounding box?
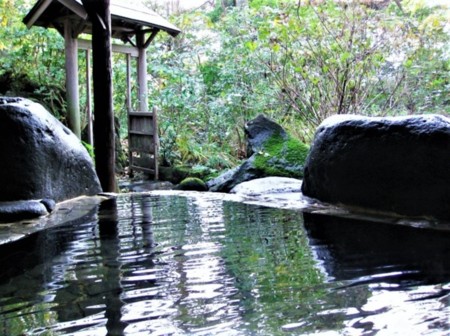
[0,194,448,335]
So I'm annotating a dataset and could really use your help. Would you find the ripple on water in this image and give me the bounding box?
[0,193,448,335]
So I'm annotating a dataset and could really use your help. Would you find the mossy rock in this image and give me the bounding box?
[157,164,218,184]
[207,114,309,192]
[253,132,309,178]
[244,114,309,178]
[176,177,208,191]
[208,130,309,192]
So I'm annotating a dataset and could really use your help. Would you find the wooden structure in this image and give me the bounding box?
[128,108,159,178]
[23,0,180,180]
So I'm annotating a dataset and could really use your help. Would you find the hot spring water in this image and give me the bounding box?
[0,193,448,335]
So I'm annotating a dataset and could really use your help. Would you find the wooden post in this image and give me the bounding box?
[126,53,133,176]
[82,0,116,192]
[126,53,132,112]
[152,106,159,180]
[64,19,81,138]
[136,31,148,112]
[86,49,93,146]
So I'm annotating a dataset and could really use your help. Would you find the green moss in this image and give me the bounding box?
[176,177,208,191]
[253,132,309,178]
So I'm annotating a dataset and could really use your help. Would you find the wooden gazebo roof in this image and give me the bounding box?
[23,0,181,39]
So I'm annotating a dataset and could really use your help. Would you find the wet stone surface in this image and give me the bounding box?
[0,196,105,245]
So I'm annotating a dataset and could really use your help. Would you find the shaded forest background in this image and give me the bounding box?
[0,0,449,175]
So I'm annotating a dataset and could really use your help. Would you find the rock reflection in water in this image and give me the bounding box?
[303,213,450,286]
[301,212,450,335]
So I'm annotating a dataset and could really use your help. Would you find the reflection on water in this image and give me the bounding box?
[303,213,450,286]
[0,194,448,335]
[302,213,450,335]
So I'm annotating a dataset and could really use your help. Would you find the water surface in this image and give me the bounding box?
[0,193,448,335]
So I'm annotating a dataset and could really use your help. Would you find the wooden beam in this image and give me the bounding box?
[144,29,159,49]
[58,0,88,20]
[73,20,87,37]
[78,38,139,57]
[123,36,136,48]
[54,22,65,38]
[110,26,135,33]
[25,0,52,29]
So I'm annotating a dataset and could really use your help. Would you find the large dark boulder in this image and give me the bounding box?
[207,114,309,192]
[0,97,102,203]
[302,114,450,219]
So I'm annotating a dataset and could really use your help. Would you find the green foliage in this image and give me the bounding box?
[2,0,448,174]
[0,0,66,118]
[199,61,222,95]
[208,5,225,23]
[249,1,449,132]
[146,0,449,171]
[146,11,252,170]
[249,0,279,9]
[82,141,95,160]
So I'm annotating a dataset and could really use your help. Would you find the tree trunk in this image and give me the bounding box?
[81,0,116,192]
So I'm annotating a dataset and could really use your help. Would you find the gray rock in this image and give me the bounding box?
[40,198,56,212]
[0,200,49,222]
[231,177,302,196]
[207,157,260,192]
[245,114,287,155]
[301,114,450,219]
[0,97,102,202]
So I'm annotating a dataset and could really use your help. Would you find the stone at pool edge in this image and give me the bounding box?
[0,199,55,222]
[301,114,450,220]
[230,177,302,196]
[0,97,102,202]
